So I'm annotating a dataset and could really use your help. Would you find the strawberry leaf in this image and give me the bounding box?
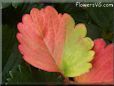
[17,6,94,77]
[75,39,113,83]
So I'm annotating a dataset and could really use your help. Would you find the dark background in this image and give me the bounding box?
[2,3,114,85]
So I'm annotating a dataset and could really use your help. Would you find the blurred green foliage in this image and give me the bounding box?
[2,3,114,85]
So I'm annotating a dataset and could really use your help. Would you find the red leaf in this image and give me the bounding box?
[75,39,114,83]
[17,6,71,72]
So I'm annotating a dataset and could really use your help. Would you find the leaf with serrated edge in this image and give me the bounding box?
[75,39,113,83]
[17,6,94,77]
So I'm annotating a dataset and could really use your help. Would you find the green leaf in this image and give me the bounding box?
[2,25,17,68]
[86,22,101,40]
[6,61,37,84]
[86,7,113,29]
[31,68,63,85]
[2,25,22,83]
[60,17,94,77]
[86,7,113,42]
[5,61,63,85]
[55,4,89,23]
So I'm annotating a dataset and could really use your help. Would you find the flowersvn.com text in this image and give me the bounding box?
[76,2,113,7]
